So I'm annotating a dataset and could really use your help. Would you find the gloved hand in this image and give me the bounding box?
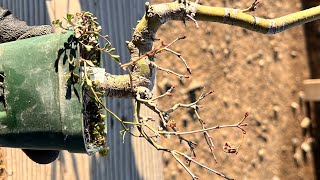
[0,7,53,43]
[0,6,59,164]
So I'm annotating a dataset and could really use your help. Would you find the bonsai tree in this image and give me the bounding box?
[3,0,320,179]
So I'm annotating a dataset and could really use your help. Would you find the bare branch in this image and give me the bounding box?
[173,150,234,180]
[159,121,247,136]
[163,47,192,74]
[132,84,249,179]
[121,36,188,70]
[150,61,189,79]
[241,0,260,13]
[159,113,249,136]
[152,86,175,101]
[186,14,199,28]
[166,90,213,115]
[171,151,199,179]
[204,131,218,162]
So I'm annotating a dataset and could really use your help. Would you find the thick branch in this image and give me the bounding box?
[134,1,320,43]
[127,1,320,86]
[195,5,320,34]
[100,1,320,97]
[96,73,150,98]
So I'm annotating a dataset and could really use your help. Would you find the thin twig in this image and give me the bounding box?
[159,122,248,135]
[134,101,171,151]
[192,102,218,162]
[204,131,218,162]
[241,0,260,13]
[163,47,191,74]
[152,86,175,101]
[150,62,189,79]
[175,151,234,180]
[171,151,199,179]
[120,36,187,70]
[135,90,168,126]
[186,14,199,28]
[166,90,213,115]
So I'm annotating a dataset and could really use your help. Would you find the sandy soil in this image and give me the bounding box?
[152,0,315,179]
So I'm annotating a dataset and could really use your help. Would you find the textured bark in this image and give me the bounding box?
[96,73,151,98]
[99,0,320,98]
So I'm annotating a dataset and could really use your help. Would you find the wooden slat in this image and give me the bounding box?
[303,79,320,101]
[3,149,89,180]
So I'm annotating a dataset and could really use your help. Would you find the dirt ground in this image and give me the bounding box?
[152,0,315,179]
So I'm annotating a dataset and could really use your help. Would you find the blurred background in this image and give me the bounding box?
[0,0,319,180]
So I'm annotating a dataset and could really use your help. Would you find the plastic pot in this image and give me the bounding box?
[0,32,101,155]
